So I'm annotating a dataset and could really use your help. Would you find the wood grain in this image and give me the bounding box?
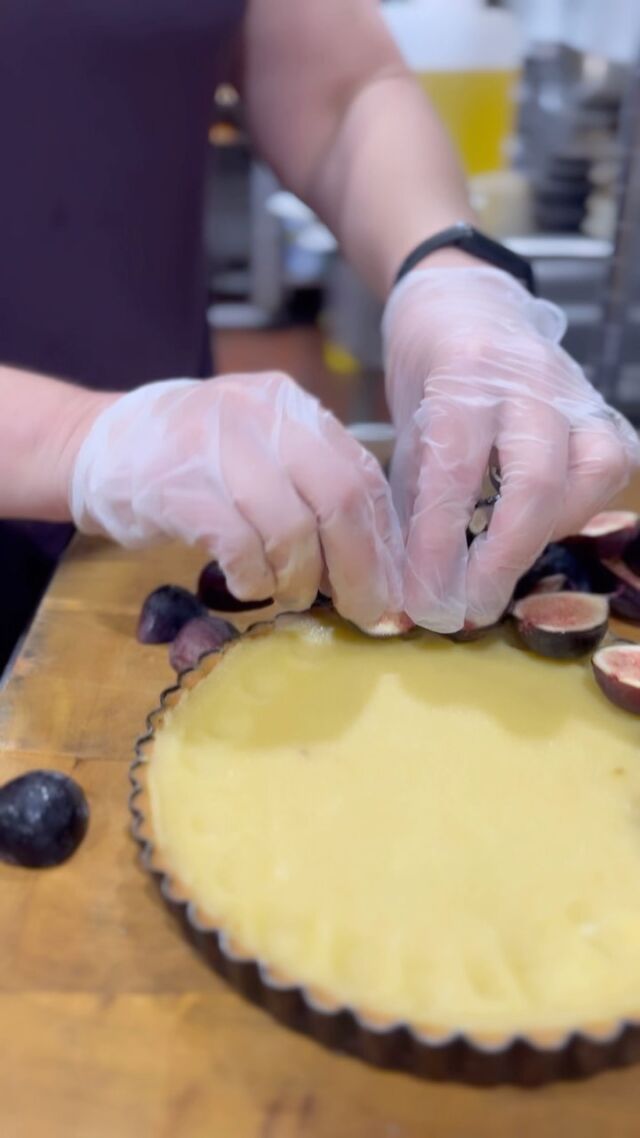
[2,486,640,1138]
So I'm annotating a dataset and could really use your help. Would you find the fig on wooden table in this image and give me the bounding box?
[137,585,206,644]
[0,770,89,868]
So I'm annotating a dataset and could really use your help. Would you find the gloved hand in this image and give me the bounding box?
[70,372,404,631]
[383,266,640,633]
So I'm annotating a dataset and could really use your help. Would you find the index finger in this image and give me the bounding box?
[465,402,569,627]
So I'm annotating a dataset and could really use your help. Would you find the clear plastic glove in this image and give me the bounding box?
[70,372,404,631]
[383,266,640,633]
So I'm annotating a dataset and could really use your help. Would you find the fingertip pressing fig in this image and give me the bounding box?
[0,770,89,868]
[512,592,609,659]
[138,585,206,644]
[571,510,639,561]
[169,615,238,673]
[592,643,640,715]
[197,561,273,613]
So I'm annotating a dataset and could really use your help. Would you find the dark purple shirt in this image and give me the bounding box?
[0,1,246,666]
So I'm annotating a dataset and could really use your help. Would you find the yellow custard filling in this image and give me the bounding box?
[149,614,640,1034]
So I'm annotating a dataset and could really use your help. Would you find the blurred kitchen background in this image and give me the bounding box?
[209,0,640,455]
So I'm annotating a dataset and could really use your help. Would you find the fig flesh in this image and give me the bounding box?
[592,643,640,714]
[138,585,206,644]
[0,770,89,868]
[169,615,238,673]
[197,561,272,613]
[512,592,608,659]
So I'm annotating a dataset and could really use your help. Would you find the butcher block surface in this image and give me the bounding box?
[1,480,640,1138]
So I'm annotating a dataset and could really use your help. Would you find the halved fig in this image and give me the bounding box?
[169,615,238,673]
[197,561,272,613]
[511,592,608,659]
[602,559,640,622]
[572,510,639,560]
[592,643,640,714]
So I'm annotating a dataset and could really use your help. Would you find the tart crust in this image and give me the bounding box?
[129,615,640,1086]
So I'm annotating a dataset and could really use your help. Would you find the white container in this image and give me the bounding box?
[381,0,522,175]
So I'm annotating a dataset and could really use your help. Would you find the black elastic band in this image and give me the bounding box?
[393,225,536,295]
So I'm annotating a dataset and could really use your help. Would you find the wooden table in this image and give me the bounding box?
[2,492,640,1138]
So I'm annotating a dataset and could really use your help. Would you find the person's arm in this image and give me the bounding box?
[241,0,639,633]
[0,366,113,519]
[0,363,404,630]
[242,0,476,297]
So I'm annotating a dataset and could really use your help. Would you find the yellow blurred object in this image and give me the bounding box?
[322,340,361,376]
[383,0,522,177]
[419,69,517,177]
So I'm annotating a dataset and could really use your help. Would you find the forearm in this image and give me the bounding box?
[0,366,114,520]
[243,0,477,299]
[306,71,477,297]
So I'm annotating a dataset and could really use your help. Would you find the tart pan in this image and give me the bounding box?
[129,620,640,1086]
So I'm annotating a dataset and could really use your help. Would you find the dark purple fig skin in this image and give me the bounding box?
[137,585,206,644]
[568,511,639,561]
[624,530,640,575]
[169,615,238,673]
[610,590,640,622]
[592,644,640,715]
[602,560,640,622]
[514,542,617,600]
[512,592,608,659]
[197,562,272,613]
[0,770,89,868]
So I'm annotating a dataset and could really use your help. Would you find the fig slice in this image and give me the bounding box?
[511,592,609,659]
[592,643,640,714]
[197,561,272,613]
[169,615,238,674]
[573,510,639,560]
[602,559,640,622]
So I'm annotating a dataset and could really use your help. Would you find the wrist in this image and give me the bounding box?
[49,388,119,521]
